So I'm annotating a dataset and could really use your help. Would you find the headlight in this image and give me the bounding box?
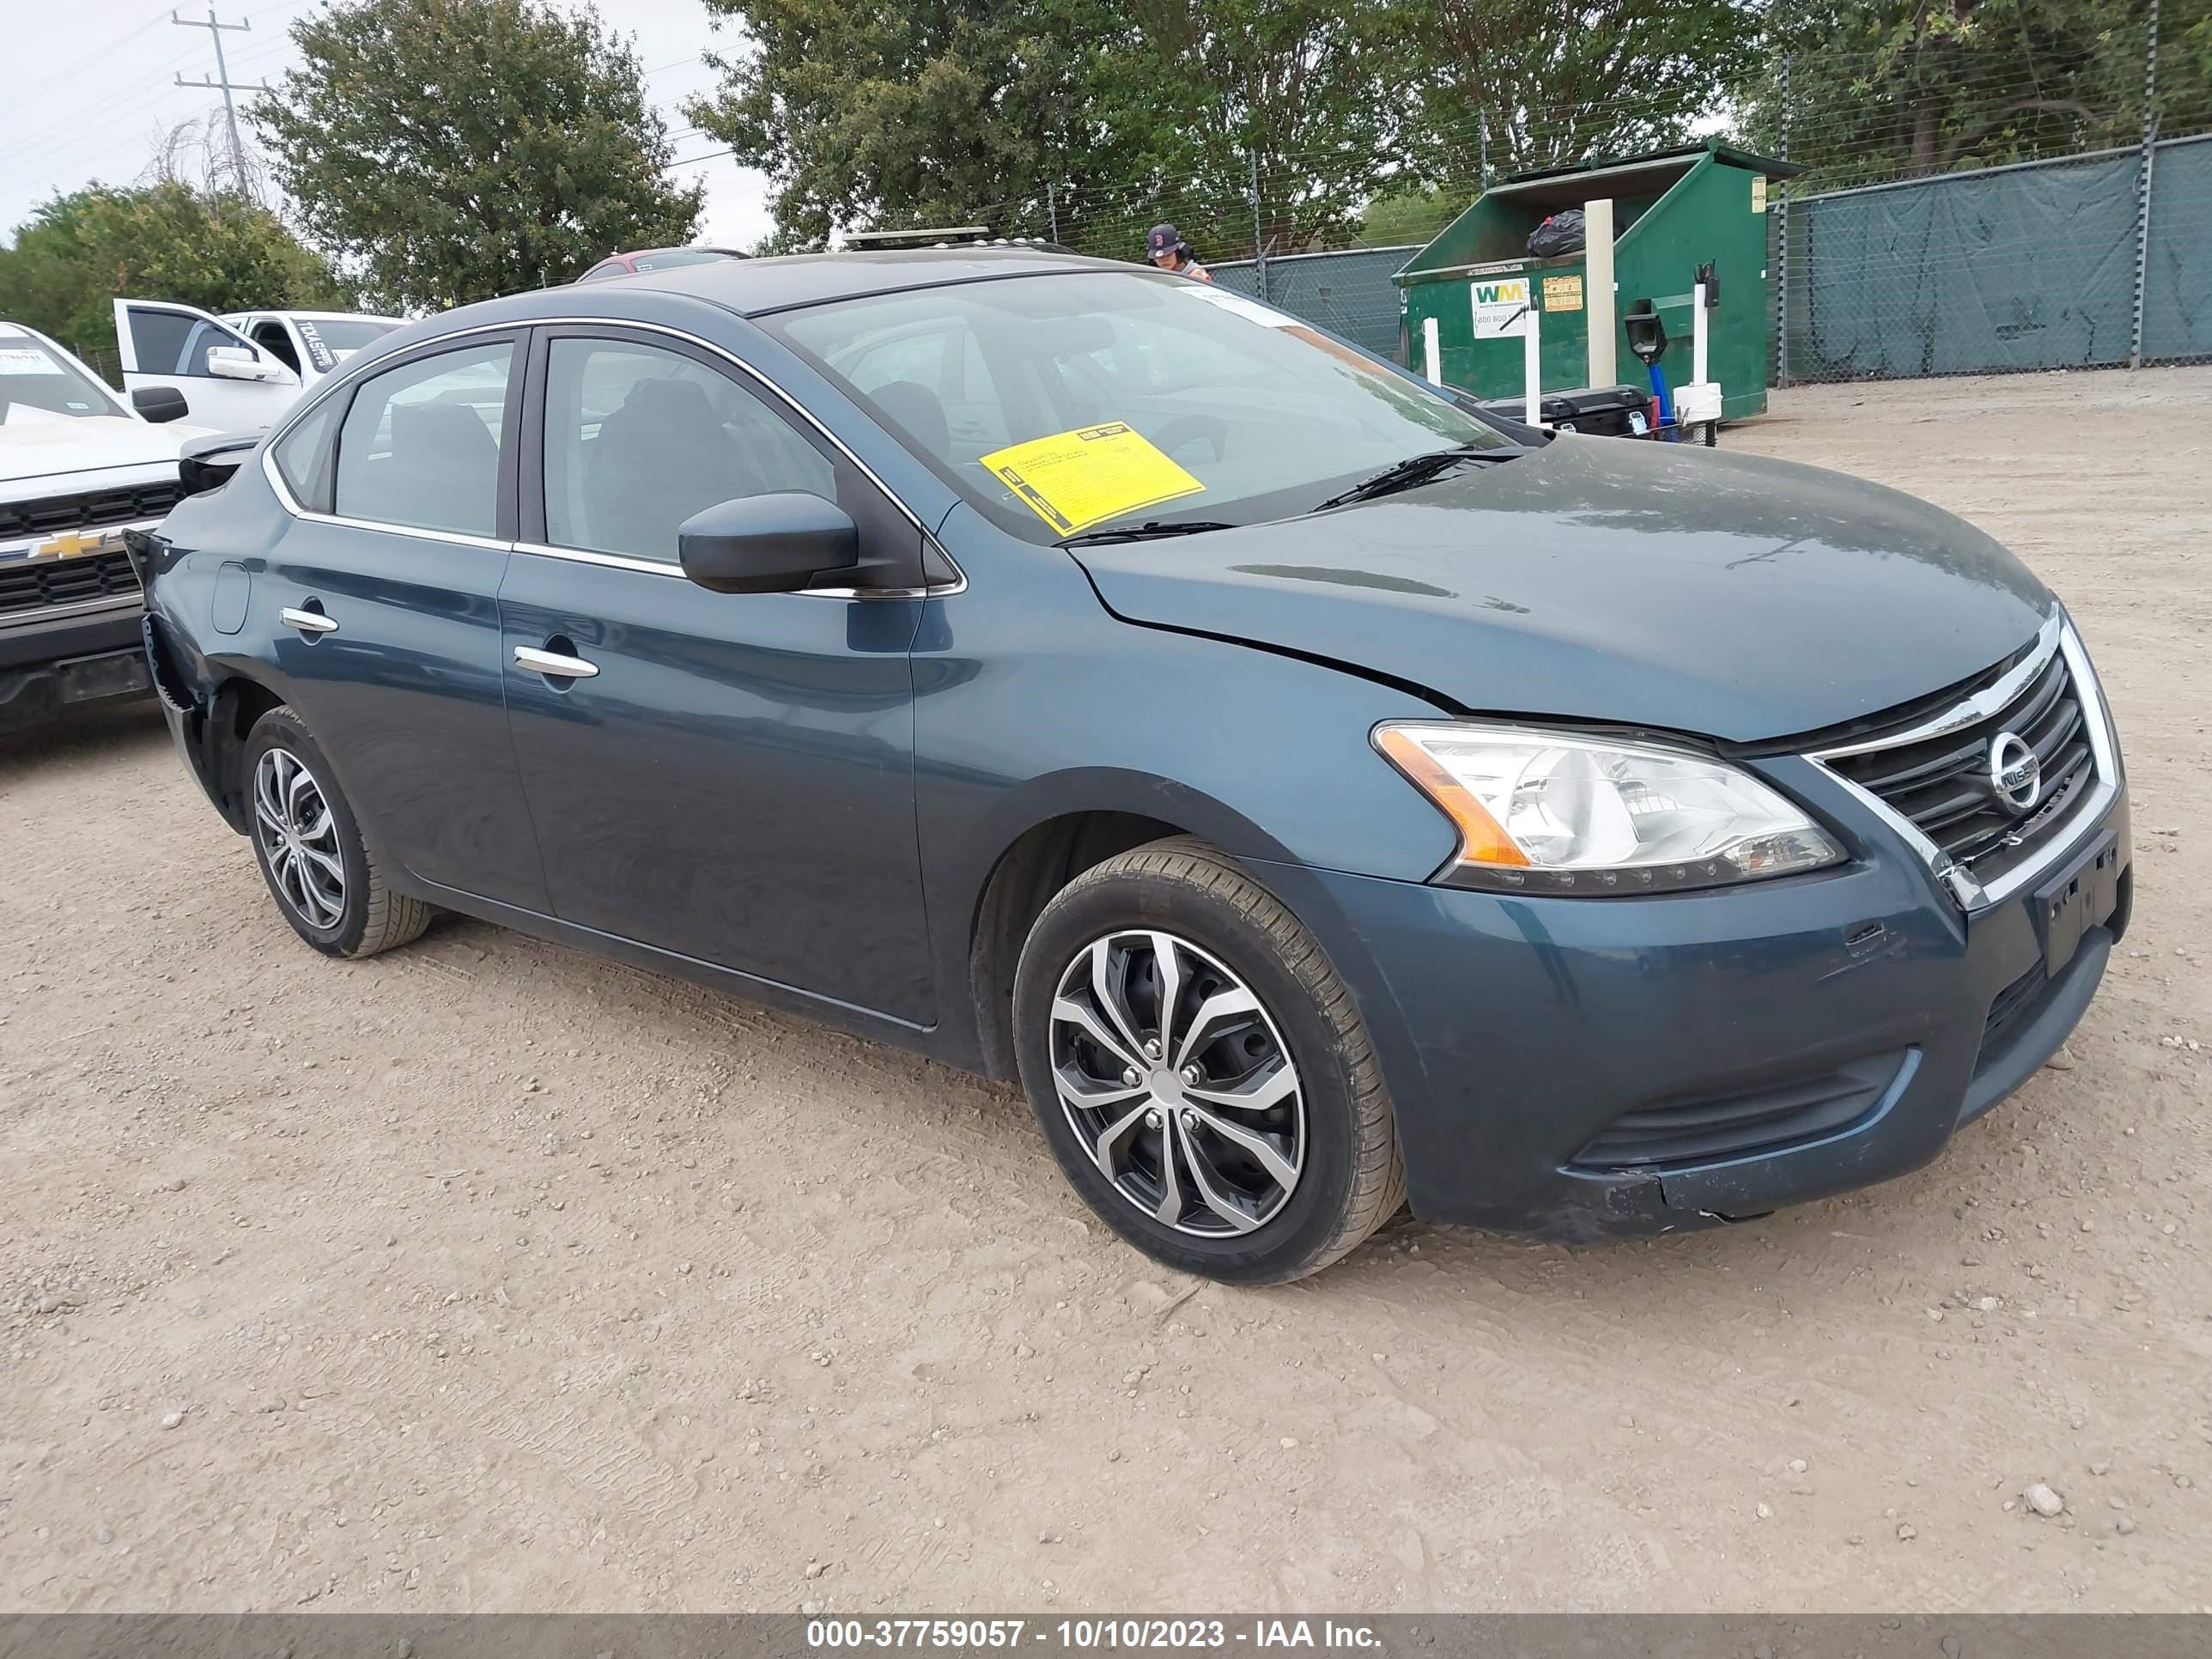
[1374,721,1844,894]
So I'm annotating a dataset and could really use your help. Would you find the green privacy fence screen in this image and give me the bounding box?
[1206,246,1420,362]
[1777,133,2212,381]
[2142,134,2212,362]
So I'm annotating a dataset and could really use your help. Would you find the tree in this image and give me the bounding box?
[252,0,703,310]
[1400,0,1759,186]
[1107,0,1406,256]
[684,0,1146,251]
[684,0,1401,258]
[0,182,349,368]
[1744,1,2161,191]
[1356,183,1475,248]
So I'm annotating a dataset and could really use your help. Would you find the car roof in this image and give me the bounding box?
[582,246,1123,316]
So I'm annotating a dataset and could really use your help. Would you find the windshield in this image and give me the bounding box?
[766,269,1513,543]
[305,318,399,353]
[0,328,123,423]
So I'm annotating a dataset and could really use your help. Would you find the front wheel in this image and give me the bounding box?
[1012,837,1404,1283]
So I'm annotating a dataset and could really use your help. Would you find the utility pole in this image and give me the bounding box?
[173,7,263,191]
[2129,0,2160,369]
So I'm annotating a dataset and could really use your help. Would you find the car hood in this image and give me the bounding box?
[0,414,204,486]
[1069,434,2052,743]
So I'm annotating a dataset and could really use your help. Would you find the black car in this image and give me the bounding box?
[133,250,2128,1283]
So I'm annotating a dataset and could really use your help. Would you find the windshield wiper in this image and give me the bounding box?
[1059,520,1241,547]
[1310,445,1528,514]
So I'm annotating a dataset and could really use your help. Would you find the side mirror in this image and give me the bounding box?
[207,346,286,383]
[131,386,191,423]
[678,492,859,594]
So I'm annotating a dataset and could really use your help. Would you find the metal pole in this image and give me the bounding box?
[208,8,244,181]
[1775,52,1792,387]
[2130,2,2160,369]
[1249,149,1268,302]
[1692,281,1710,386]
[173,7,260,192]
[1522,303,1542,426]
[1047,180,1060,245]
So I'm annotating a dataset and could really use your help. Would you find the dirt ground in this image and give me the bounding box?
[3,368,2209,1615]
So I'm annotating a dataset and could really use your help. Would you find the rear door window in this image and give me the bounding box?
[271,393,343,513]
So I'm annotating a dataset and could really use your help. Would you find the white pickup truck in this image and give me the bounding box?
[111,298,403,431]
[1,320,214,727]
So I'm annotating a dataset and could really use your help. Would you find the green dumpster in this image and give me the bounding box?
[1395,140,1804,422]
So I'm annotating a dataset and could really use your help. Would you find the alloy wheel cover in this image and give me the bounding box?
[1048,929,1306,1237]
[252,747,347,930]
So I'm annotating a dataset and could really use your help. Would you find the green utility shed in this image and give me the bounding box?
[1395,140,1804,422]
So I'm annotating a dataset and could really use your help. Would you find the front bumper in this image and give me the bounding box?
[0,603,150,728]
[1255,781,2130,1240]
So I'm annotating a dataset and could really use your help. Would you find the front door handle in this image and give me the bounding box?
[514,644,599,679]
[279,605,337,635]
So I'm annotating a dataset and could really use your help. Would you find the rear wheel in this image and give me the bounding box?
[1012,837,1402,1283]
[243,706,432,959]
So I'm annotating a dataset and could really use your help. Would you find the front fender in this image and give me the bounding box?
[913,504,1467,1071]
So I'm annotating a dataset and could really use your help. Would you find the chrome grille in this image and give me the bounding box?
[1817,623,2100,893]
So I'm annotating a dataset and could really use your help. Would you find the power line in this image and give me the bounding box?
[14,6,173,118]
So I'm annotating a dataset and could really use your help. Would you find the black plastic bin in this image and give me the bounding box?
[1476,383,1650,437]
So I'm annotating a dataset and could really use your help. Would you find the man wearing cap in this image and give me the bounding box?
[1146,223,1212,282]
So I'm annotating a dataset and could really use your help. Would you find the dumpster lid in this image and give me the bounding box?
[1484,139,1805,211]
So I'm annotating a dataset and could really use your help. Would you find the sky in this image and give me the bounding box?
[1,0,776,252]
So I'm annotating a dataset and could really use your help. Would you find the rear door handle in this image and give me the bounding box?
[279,606,337,635]
[514,645,599,679]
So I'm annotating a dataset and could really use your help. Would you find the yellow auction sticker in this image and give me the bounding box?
[980,422,1204,535]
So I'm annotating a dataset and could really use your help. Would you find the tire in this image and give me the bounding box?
[1012,836,1404,1284]
[242,705,432,959]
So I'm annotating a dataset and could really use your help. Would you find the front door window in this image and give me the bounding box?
[541,337,835,563]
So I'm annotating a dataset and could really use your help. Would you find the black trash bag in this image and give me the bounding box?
[1526,208,1585,258]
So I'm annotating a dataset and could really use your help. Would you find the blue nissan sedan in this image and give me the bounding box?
[131,249,2130,1283]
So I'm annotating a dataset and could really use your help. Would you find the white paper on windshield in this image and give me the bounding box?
[1172,285,1297,328]
[0,347,63,376]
